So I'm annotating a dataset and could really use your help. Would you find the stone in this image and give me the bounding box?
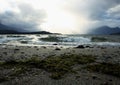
[76,45,85,49]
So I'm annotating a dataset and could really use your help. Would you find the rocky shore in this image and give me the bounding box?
[0,44,120,85]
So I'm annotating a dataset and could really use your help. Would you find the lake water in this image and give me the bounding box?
[0,34,120,46]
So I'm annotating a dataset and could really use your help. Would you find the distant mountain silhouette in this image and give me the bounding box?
[88,26,120,35]
[0,23,19,34]
[0,23,54,34]
[111,32,120,35]
[18,31,53,34]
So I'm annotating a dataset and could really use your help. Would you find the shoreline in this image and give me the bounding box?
[0,34,120,47]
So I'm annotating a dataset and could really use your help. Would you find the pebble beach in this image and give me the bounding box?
[0,44,120,85]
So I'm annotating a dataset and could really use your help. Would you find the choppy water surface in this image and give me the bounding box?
[0,34,120,46]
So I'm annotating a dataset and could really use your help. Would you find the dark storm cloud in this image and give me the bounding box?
[65,0,120,32]
[0,3,46,32]
[106,5,120,19]
[69,0,120,20]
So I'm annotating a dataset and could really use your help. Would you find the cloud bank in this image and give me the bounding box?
[0,2,46,32]
[0,0,120,33]
[63,0,120,33]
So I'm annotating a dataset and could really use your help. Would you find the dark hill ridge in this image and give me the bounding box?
[88,26,120,35]
[0,23,19,34]
[111,32,120,35]
[0,23,54,34]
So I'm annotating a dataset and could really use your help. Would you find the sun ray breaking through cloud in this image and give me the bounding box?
[0,0,120,34]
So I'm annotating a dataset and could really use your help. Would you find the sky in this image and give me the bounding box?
[0,0,120,34]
